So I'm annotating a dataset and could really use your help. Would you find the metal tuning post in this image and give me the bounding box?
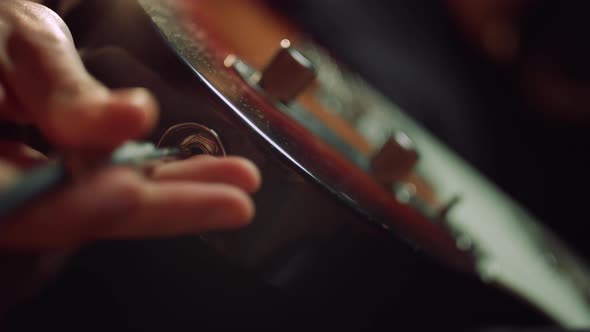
[369,131,419,187]
[157,123,226,157]
[257,39,317,104]
[225,39,317,104]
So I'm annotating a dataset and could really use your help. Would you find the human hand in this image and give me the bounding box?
[0,0,261,250]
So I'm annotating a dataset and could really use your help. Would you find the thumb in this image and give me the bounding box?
[0,1,157,150]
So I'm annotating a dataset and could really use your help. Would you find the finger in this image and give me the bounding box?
[151,155,262,193]
[0,159,20,189]
[0,141,47,170]
[0,2,157,149]
[0,141,47,188]
[104,180,255,240]
[38,87,159,150]
[0,167,254,250]
[0,80,29,123]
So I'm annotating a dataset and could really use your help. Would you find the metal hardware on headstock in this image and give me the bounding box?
[157,123,226,157]
[224,39,316,105]
[225,40,450,221]
[257,39,317,104]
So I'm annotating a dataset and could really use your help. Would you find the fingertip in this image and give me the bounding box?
[151,155,262,194]
[110,87,159,130]
[184,155,262,193]
[42,87,159,150]
[226,156,262,193]
[215,186,256,228]
[98,87,159,146]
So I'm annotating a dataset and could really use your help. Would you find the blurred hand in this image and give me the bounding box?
[0,0,261,250]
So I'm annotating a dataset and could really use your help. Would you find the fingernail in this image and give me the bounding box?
[242,159,262,192]
[111,88,158,112]
[212,193,255,228]
[109,88,159,127]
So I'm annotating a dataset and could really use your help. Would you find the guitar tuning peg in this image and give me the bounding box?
[369,131,419,187]
[257,39,317,104]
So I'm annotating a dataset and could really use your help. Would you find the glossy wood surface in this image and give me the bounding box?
[169,0,474,271]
